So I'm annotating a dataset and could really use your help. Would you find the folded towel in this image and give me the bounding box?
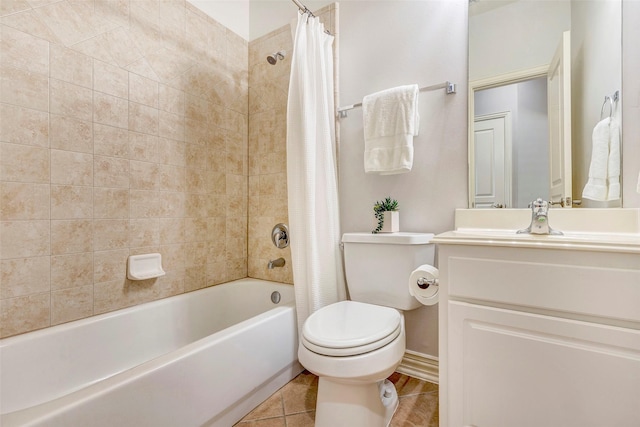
[582,117,621,201]
[363,84,420,175]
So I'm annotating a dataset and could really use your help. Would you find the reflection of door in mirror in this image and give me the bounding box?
[473,76,549,208]
[473,112,512,208]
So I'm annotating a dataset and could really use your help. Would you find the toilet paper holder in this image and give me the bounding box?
[417,276,438,289]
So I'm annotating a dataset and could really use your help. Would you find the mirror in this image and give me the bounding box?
[468,0,622,208]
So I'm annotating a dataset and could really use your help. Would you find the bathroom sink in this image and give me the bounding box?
[433,208,640,253]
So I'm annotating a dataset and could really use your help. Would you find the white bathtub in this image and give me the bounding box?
[0,278,302,427]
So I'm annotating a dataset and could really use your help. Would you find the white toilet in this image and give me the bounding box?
[298,232,435,427]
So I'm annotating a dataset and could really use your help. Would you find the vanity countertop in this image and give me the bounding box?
[433,208,640,253]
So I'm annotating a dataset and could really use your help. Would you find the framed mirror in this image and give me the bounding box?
[468,0,622,209]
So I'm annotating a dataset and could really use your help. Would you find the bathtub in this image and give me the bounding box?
[0,278,302,427]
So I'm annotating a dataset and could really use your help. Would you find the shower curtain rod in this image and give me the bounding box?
[291,0,314,16]
[337,81,457,118]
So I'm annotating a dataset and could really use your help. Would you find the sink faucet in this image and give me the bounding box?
[517,198,563,235]
[268,257,286,269]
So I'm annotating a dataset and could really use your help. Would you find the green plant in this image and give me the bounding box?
[372,197,399,234]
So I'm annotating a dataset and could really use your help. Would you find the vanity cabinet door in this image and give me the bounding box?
[448,301,640,427]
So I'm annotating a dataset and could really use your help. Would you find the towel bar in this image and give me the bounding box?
[337,81,456,118]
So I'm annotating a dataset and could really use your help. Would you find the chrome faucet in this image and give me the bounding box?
[268,257,286,269]
[517,198,563,235]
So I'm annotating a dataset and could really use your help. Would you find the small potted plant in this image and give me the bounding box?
[372,197,399,233]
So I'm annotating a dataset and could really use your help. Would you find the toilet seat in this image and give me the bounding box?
[302,301,402,357]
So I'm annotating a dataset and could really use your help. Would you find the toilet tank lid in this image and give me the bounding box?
[342,232,435,245]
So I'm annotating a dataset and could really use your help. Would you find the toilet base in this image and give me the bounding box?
[314,377,399,427]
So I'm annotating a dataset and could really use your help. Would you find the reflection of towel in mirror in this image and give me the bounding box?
[582,117,620,201]
[363,84,420,175]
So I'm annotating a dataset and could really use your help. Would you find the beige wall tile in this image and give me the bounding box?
[95,27,142,68]
[50,44,92,88]
[129,218,159,248]
[94,219,129,251]
[93,248,128,283]
[50,115,93,153]
[94,155,129,188]
[50,219,92,255]
[93,187,129,219]
[0,25,48,75]
[50,78,92,122]
[0,65,48,111]
[1,0,31,17]
[1,292,50,337]
[51,149,93,186]
[93,123,128,158]
[185,142,207,170]
[129,189,160,218]
[51,284,93,325]
[94,91,128,128]
[129,101,158,135]
[158,163,184,192]
[0,220,49,259]
[33,1,93,46]
[157,137,185,166]
[159,83,184,114]
[0,182,49,220]
[51,252,93,290]
[159,218,184,245]
[0,256,50,298]
[51,185,92,219]
[0,103,49,147]
[158,109,184,141]
[130,159,159,190]
[129,72,158,107]
[1,9,60,45]
[129,131,159,163]
[93,58,128,98]
[0,141,50,182]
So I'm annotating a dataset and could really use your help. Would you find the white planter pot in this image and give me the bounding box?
[380,211,399,233]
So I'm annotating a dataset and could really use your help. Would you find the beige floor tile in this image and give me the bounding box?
[390,392,439,427]
[235,417,286,427]
[284,411,315,427]
[281,371,318,415]
[240,392,283,421]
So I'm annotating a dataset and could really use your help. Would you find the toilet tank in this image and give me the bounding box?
[342,232,435,311]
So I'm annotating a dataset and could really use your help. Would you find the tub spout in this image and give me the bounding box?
[268,258,285,269]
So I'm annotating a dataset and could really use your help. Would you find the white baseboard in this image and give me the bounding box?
[396,350,439,384]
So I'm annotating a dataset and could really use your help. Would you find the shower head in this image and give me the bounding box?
[267,51,286,65]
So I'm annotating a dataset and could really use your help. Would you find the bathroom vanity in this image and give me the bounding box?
[434,209,640,427]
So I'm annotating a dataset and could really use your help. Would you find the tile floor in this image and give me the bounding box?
[234,370,439,427]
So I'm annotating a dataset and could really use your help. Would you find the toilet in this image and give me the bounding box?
[298,232,435,427]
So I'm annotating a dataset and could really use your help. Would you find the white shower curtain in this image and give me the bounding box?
[287,12,346,334]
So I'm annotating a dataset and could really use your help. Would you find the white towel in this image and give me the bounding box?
[363,84,420,175]
[606,117,621,200]
[582,117,621,201]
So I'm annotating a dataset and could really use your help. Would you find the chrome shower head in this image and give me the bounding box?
[267,51,286,65]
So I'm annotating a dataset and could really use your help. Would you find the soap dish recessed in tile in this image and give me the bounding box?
[127,253,166,281]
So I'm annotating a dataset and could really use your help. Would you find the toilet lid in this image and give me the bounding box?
[302,301,402,357]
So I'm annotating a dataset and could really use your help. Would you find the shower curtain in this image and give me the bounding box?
[287,12,346,334]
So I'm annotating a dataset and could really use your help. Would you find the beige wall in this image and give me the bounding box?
[0,0,248,338]
[247,4,336,284]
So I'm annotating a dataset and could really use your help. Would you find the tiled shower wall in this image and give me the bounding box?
[247,5,336,285]
[0,0,249,338]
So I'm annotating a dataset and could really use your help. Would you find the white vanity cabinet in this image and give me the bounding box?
[435,238,640,427]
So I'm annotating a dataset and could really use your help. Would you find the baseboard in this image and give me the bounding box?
[396,350,439,384]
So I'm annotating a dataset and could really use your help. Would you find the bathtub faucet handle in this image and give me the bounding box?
[268,257,286,269]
